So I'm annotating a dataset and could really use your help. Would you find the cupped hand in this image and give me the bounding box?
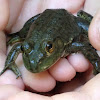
[0,0,99,96]
[1,0,100,100]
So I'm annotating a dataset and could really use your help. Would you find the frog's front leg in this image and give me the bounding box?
[66,42,100,74]
[8,13,41,46]
[0,43,22,78]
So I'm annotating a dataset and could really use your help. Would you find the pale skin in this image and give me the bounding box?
[0,0,100,100]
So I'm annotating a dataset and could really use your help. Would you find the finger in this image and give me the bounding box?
[49,58,76,81]
[8,74,100,100]
[6,0,25,32]
[0,85,22,100]
[8,91,89,100]
[11,0,85,32]
[22,70,56,92]
[49,53,90,82]
[0,0,9,30]
[41,0,85,13]
[68,53,89,72]
[8,91,51,100]
[52,74,100,100]
[89,10,100,50]
[80,74,100,99]
[7,89,90,100]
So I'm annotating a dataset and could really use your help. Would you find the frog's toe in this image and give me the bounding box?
[16,74,22,79]
[0,66,8,76]
[9,63,22,79]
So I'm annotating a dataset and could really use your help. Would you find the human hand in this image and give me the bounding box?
[0,0,90,93]
[1,0,100,100]
[0,0,100,99]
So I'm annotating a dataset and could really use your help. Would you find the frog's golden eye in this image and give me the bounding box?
[46,42,54,54]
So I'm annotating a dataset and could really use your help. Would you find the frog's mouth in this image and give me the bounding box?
[35,56,61,73]
[23,50,61,73]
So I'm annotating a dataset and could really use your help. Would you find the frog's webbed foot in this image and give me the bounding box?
[7,13,41,46]
[0,43,22,78]
[66,42,100,74]
[77,10,93,23]
[0,62,22,79]
[82,48,100,74]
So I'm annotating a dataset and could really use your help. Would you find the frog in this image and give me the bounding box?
[0,9,100,78]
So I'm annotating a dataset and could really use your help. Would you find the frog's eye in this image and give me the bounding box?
[46,42,54,54]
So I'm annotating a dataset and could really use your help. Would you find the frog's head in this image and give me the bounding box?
[22,37,64,73]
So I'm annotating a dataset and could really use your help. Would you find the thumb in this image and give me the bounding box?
[80,74,100,99]
[89,9,100,50]
[52,74,100,100]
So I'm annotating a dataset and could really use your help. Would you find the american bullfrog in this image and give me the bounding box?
[0,9,100,78]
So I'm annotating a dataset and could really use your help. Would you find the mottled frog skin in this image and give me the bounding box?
[0,9,100,78]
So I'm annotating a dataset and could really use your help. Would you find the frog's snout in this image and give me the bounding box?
[23,51,45,73]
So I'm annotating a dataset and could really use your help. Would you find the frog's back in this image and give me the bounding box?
[27,9,81,42]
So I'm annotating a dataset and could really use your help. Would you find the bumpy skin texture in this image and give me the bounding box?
[0,9,100,78]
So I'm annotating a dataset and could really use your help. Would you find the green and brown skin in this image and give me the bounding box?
[0,9,100,78]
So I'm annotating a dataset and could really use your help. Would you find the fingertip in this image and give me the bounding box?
[89,10,100,50]
[49,58,76,82]
[21,67,56,92]
[68,53,89,72]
